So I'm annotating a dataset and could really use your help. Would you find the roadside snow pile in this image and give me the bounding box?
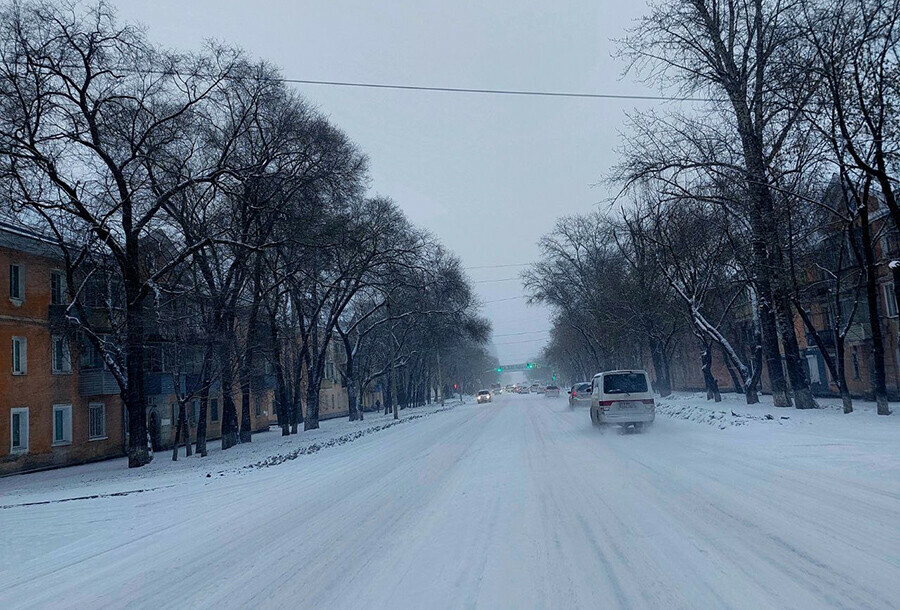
[656,392,894,430]
[247,405,458,468]
[0,400,464,506]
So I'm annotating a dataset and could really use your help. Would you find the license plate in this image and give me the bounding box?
[617,401,638,409]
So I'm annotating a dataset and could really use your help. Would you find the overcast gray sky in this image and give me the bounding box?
[110,0,655,365]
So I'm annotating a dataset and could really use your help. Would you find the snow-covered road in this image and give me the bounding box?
[2,393,899,609]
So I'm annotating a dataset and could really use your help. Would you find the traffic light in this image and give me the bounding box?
[496,367,503,373]
[552,373,557,381]
[526,362,533,369]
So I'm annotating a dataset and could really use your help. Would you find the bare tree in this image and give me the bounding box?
[0,2,258,465]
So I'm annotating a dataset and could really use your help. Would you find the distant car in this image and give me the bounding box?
[505,385,515,393]
[516,386,529,394]
[568,382,592,407]
[491,383,502,394]
[530,383,542,394]
[544,385,560,398]
[589,370,655,430]
[476,389,492,404]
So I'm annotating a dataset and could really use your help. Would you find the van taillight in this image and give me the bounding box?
[599,400,614,406]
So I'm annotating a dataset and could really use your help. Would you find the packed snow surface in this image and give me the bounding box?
[1,393,898,609]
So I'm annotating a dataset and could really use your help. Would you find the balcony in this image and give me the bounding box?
[79,368,119,397]
[805,330,836,350]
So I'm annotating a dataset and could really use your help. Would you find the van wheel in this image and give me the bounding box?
[633,422,643,432]
[590,408,598,426]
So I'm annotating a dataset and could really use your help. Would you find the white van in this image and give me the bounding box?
[589,370,655,430]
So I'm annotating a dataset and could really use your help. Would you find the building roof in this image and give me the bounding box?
[0,220,63,259]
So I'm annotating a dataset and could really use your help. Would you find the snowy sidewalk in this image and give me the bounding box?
[0,401,464,507]
[657,391,897,430]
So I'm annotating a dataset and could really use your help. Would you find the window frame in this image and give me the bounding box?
[52,404,73,446]
[11,336,27,375]
[50,270,65,305]
[9,263,23,302]
[10,407,29,453]
[88,402,106,440]
[51,334,72,374]
[883,282,898,318]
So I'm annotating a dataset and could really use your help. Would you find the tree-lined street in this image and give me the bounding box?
[2,393,897,609]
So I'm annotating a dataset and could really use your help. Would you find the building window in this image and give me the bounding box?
[9,263,23,301]
[852,348,861,380]
[50,270,65,305]
[80,335,106,369]
[325,361,335,381]
[10,407,28,452]
[191,400,199,424]
[883,283,898,318]
[89,403,106,440]
[254,399,261,417]
[52,335,72,374]
[52,404,72,445]
[11,336,27,375]
[210,398,219,422]
[806,354,821,384]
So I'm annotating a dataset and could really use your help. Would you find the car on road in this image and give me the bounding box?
[529,383,542,393]
[476,389,492,404]
[568,382,592,407]
[544,385,560,398]
[589,370,655,430]
[505,384,515,393]
[491,383,502,394]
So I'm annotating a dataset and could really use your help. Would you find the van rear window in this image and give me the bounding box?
[603,373,648,394]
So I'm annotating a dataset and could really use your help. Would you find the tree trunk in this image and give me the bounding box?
[724,60,791,408]
[649,339,672,397]
[859,202,891,415]
[304,378,320,430]
[836,332,853,415]
[171,406,183,462]
[721,345,744,394]
[745,342,762,405]
[347,376,360,422]
[795,302,851,413]
[197,379,210,457]
[124,287,151,467]
[700,344,721,402]
[775,292,817,409]
[218,310,239,449]
[182,402,192,457]
[390,359,398,419]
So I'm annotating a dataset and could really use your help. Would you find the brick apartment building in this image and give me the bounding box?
[0,223,124,475]
[2,222,383,475]
[659,179,900,401]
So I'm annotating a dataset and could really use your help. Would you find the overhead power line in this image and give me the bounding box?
[472,277,521,284]
[464,263,532,270]
[495,337,550,346]
[286,78,718,102]
[482,296,526,304]
[493,329,550,338]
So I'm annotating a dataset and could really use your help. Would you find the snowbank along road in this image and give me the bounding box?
[1,392,899,609]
